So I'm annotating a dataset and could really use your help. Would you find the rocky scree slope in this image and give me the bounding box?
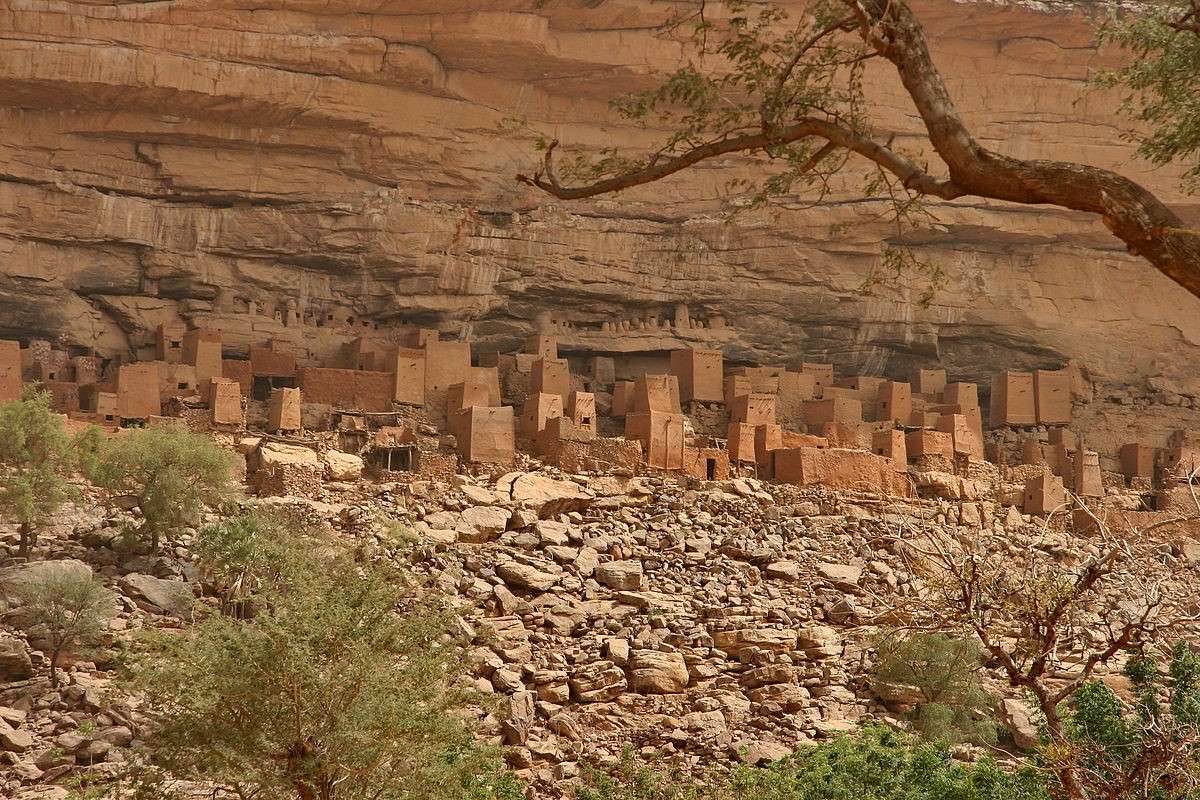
[3,464,1197,798]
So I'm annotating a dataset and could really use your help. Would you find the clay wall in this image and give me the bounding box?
[803,397,862,426]
[391,347,426,406]
[631,374,681,415]
[210,379,244,426]
[0,339,20,401]
[268,387,302,432]
[183,329,223,384]
[731,392,775,426]
[625,410,685,470]
[117,363,160,419]
[222,359,253,396]
[990,371,1036,427]
[1033,369,1072,426]
[877,381,912,424]
[250,345,297,378]
[670,348,724,404]
[155,322,187,363]
[459,405,515,464]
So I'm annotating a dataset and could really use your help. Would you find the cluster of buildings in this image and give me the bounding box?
[0,322,1193,521]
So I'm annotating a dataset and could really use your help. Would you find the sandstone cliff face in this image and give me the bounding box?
[1,0,1198,446]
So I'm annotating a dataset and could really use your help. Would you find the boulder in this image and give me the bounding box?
[75,738,111,764]
[460,484,498,505]
[534,520,571,546]
[712,628,797,655]
[816,561,863,584]
[96,726,134,747]
[1176,538,1200,565]
[871,681,925,711]
[506,473,593,518]
[734,739,793,764]
[457,506,510,543]
[764,560,800,580]
[119,573,195,618]
[0,636,33,681]
[797,625,841,658]
[496,561,560,592]
[740,664,798,689]
[256,442,320,469]
[568,660,627,702]
[1001,698,1040,751]
[423,510,460,529]
[501,691,536,745]
[323,450,364,481]
[595,560,643,591]
[629,650,689,694]
[683,710,729,739]
[0,724,34,752]
[0,559,92,596]
[573,546,599,577]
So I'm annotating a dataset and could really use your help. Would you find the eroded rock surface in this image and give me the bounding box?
[0,1,1197,431]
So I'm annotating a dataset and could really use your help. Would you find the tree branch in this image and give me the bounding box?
[517,0,1200,299]
[849,0,1200,296]
[517,119,961,200]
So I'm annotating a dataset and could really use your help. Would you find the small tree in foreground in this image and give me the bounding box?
[132,540,516,800]
[89,427,237,552]
[18,569,116,688]
[0,387,96,555]
[872,632,997,746]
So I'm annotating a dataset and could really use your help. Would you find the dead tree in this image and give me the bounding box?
[888,504,1200,799]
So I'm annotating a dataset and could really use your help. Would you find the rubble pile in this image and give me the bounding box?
[2,461,1198,798]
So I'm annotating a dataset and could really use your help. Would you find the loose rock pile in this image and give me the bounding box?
[1,467,1196,799]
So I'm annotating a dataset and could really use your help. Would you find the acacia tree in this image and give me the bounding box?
[89,427,236,552]
[133,535,515,800]
[18,569,115,688]
[516,0,1200,297]
[1099,0,1200,194]
[872,631,997,746]
[0,387,97,556]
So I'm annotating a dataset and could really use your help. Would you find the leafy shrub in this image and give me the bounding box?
[18,568,115,687]
[193,511,306,616]
[1049,642,1200,800]
[872,632,998,746]
[574,725,1046,800]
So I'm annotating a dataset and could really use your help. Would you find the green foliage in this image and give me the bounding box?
[516,0,947,294]
[872,632,997,747]
[131,524,516,800]
[193,511,313,616]
[88,427,237,551]
[574,725,1046,800]
[1097,4,1200,192]
[0,386,96,554]
[563,0,871,208]
[1049,643,1200,800]
[17,569,116,687]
